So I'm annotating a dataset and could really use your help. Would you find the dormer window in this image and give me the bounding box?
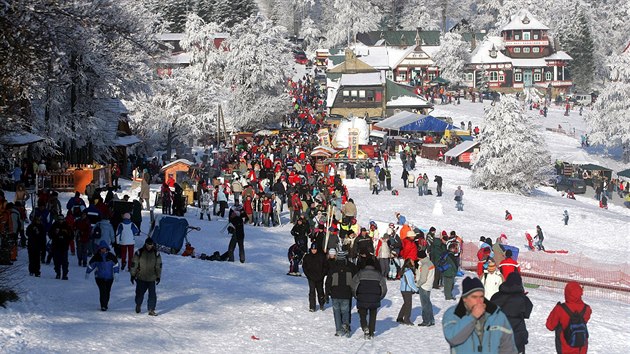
[489,45,498,58]
[522,15,530,24]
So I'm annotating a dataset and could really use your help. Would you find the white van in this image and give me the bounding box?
[572,94,592,106]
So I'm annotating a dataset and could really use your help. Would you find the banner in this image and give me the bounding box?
[348,128,359,160]
[318,128,331,148]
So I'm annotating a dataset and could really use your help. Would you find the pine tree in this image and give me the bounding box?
[558,4,594,90]
[398,0,440,30]
[300,16,323,53]
[212,0,258,28]
[471,94,553,194]
[433,32,471,84]
[588,51,630,162]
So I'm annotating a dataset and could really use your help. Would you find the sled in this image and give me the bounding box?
[525,233,535,251]
[149,215,200,254]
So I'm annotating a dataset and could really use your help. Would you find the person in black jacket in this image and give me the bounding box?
[326,250,357,337]
[353,227,374,257]
[26,215,46,277]
[302,243,329,311]
[490,272,533,354]
[434,175,443,197]
[49,215,73,279]
[290,217,309,251]
[352,256,387,339]
[226,203,247,263]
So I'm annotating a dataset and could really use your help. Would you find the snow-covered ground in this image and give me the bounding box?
[1,100,629,353]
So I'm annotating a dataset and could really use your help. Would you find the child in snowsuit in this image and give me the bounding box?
[200,190,212,221]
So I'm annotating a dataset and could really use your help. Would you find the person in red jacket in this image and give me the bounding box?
[505,210,513,221]
[261,196,272,227]
[243,196,253,224]
[546,281,592,354]
[400,229,418,262]
[499,249,520,279]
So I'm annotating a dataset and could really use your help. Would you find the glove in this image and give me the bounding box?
[130,276,135,285]
[155,277,160,285]
[84,273,89,280]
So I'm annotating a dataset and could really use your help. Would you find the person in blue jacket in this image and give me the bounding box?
[86,240,120,311]
[442,276,518,354]
[396,258,418,325]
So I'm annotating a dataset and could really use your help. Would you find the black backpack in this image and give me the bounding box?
[91,224,102,240]
[558,302,588,348]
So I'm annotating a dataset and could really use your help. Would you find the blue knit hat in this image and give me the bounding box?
[461,276,484,298]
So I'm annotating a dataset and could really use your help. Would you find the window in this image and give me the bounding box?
[534,73,541,81]
[545,71,552,81]
[499,74,505,82]
[523,47,530,53]
[396,72,407,81]
[533,47,540,53]
[465,73,474,81]
[366,90,374,101]
[489,71,498,81]
[513,47,521,53]
[533,33,539,40]
[514,73,522,82]
[523,32,530,40]
[386,70,394,80]
[359,90,366,98]
[428,73,436,80]
[351,90,358,97]
[515,34,520,40]
[343,90,350,102]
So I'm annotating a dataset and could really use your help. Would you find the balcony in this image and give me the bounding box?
[504,39,549,46]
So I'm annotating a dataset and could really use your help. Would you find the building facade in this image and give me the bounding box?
[464,10,572,93]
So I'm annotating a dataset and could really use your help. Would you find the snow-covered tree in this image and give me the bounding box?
[128,73,210,160]
[222,16,294,130]
[588,51,630,162]
[1,0,163,161]
[300,16,323,53]
[433,32,471,84]
[326,0,382,47]
[557,3,594,90]
[471,94,553,194]
[212,0,258,28]
[398,0,441,31]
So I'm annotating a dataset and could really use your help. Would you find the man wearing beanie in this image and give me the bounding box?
[130,237,162,316]
[443,276,517,353]
[415,250,435,326]
[302,242,328,312]
[325,248,357,336]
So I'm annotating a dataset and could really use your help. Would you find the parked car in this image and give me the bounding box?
[554,176,587,194]
[292,49,308,65]
[569,93,593,106]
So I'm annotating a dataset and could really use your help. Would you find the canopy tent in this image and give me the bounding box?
[399,115,459,132]
[445,141,480,158]
[374,111,420,130]
[579,163,612,172]
[558,150,598,165]
[617,169,630,179]
[375,110,459,132]
[113,135,141,147]
[0,132,45,146]
[310,145,337,157]
[254,129,276,136]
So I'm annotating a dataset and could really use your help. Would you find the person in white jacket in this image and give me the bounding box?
[482,259,503,300]
[116,213,140,271]
[415,250,435,326]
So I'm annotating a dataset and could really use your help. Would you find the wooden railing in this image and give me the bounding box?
[37,172,75,191]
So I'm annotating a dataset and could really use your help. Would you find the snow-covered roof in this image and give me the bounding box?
[545,51,572,61]
[510,58,548,67]
[501,9,549,31]
[469,36,511,64]
[375,111,422,130]
[0,132,45,146]
[158,33,185,41]
[158,52,191,65]
[339,72,385,86]
[160,159,195,172]
[445,140,479,158]
[113,135,141,147]
[386,95,431,108]
[353,46,416,70]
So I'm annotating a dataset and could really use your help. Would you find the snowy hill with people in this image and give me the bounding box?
[1,99,629,353]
